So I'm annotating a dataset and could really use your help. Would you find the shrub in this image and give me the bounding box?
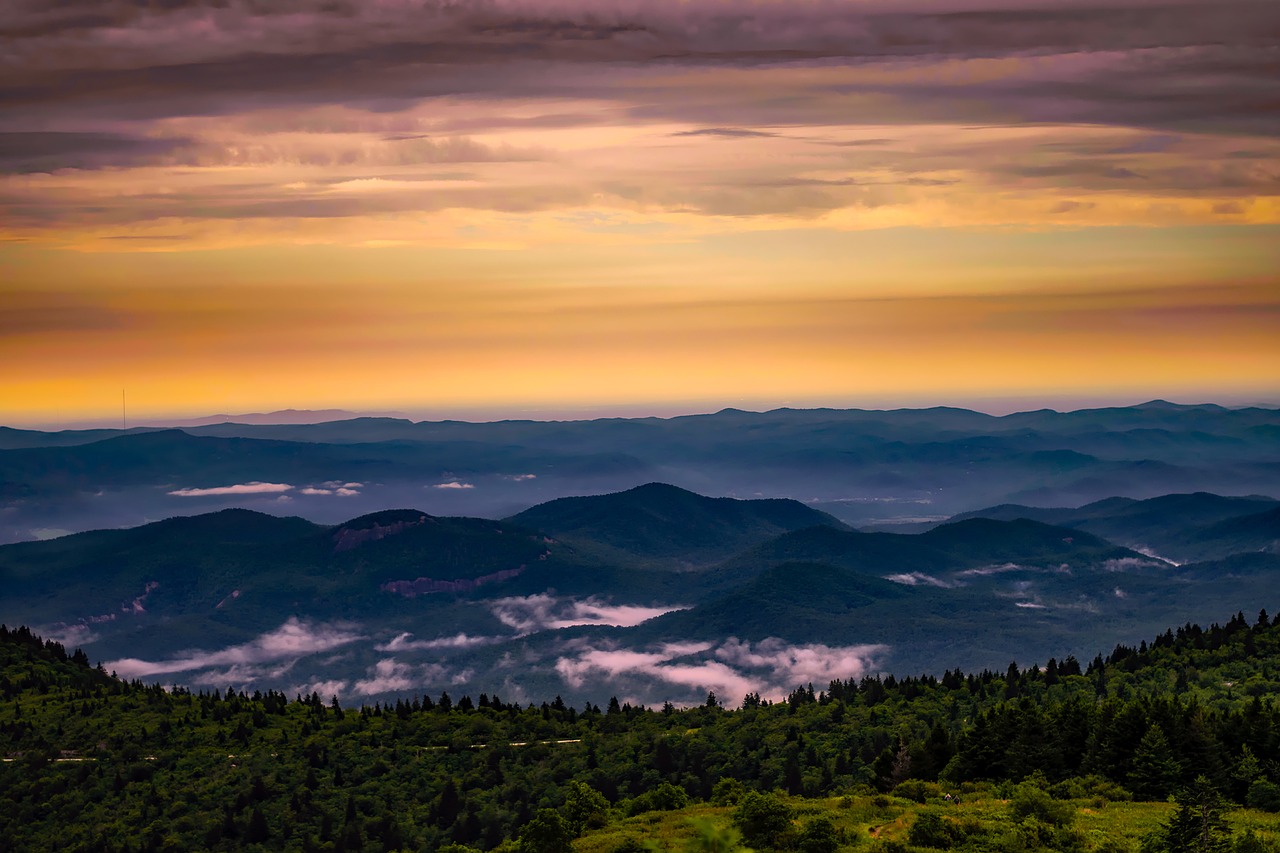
[732,791,795,850]
[1247,779,1280,813]
[610,839,649,853]
[1009,782,1075,828]
[893,779,935,804]
[626,782,690,816]
[797,816,841,853]
[908,811,955,849]
[711,778,746,806]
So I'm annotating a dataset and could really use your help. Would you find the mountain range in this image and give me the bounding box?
[2,401,1277,545]
[2,480,1275,706]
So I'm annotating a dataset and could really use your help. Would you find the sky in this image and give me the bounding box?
[2,0,1278,427]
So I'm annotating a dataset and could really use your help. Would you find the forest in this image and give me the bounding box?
[3,611,1280,852]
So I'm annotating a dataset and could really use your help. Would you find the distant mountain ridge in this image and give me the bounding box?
[949,491,1280,562]
[2,401,1276,546]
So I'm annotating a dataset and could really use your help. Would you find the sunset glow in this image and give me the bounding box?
[3,0,1278,425]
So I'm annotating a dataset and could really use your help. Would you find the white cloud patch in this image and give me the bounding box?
[955,562,1031,577]
[555,637,887,706]
[168,481,293,497]
[1015,601,1047,609]
[378,632,502,652]
[299,480,362,496]
[1114,587,1128,599]
[1133,546,1180,565]
[490,594,688,634]
[104,617,361,678]
[291,679,348,700]
[433,481,475,489]
[883,571,954,588]
[353,658,416,696]
[188,660,298,687]
[505,474,537,481]
[1102,556,1169,572]
[41,623,98,648]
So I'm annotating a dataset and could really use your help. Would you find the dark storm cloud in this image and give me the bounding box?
[0,1,1276,136]
[0,132,191,173]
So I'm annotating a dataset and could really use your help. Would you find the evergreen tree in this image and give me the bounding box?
[1128,725,1182,801]
[1159,776,1231,853]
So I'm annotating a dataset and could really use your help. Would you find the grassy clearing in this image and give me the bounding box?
[575,791,1280,852]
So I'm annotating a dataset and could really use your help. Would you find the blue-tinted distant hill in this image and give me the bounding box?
[948,492,1280,562]
[1,402,1276,544]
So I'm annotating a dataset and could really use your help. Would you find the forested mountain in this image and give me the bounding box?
[3,613,1280,851]
[3,484,1279,706]
[504,483,847,568]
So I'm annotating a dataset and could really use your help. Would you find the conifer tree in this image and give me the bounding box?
[1128,724,1181,800]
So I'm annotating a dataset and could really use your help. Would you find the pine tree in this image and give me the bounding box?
[1159,776,1231,853]
[1128,724,1181,800]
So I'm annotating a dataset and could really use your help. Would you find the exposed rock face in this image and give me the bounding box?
[332,516,428,552]
[381,566,526,597]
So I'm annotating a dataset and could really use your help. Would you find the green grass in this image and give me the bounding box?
[573,791,1280,852]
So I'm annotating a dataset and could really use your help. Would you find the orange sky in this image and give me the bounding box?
[2,1,1278,425]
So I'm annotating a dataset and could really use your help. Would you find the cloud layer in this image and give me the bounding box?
[490,594,688,634]
[3,0,1277,422]
[555,637,888,706]
[105,617,361,679]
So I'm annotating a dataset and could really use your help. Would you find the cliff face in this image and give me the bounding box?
[332,515,428,552]
[380,565,526,597]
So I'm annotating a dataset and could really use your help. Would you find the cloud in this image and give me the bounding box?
[504,473,537,481]
[167,481,293,497]
[555,637,887,706]
[298,484,361,496]
[955,562,1032,577]
[672,128,779,139]
[104,617,361,678]
[0,131,191,173]
[353,658,416,696]
[884,571,954,588]
[489,594,688,634]
[1102,556,1168,572]
[432,481,475,490]
[377,632,502,652]
[290,679,348,700]
[40,622,98,649]
[1015,601,1047,609]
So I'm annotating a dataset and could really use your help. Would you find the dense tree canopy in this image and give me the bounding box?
[2,611,1280,851]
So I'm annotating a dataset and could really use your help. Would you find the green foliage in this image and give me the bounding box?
[1009,782,1076,828]
[1248,782,1280,814]
[5,613,1280,852]
[1146,777,1233,853]
[796,816,841,853]
[565,781,611,835]
[711,778,746,806]
[684,817,744,853]
[732,791,795,850]
[520,809,575,853]
[908,811,957,849]
[628,782,691,816]
[1129,725,1182,801]
[611,839,655,853]
[1232,832,1280,853]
